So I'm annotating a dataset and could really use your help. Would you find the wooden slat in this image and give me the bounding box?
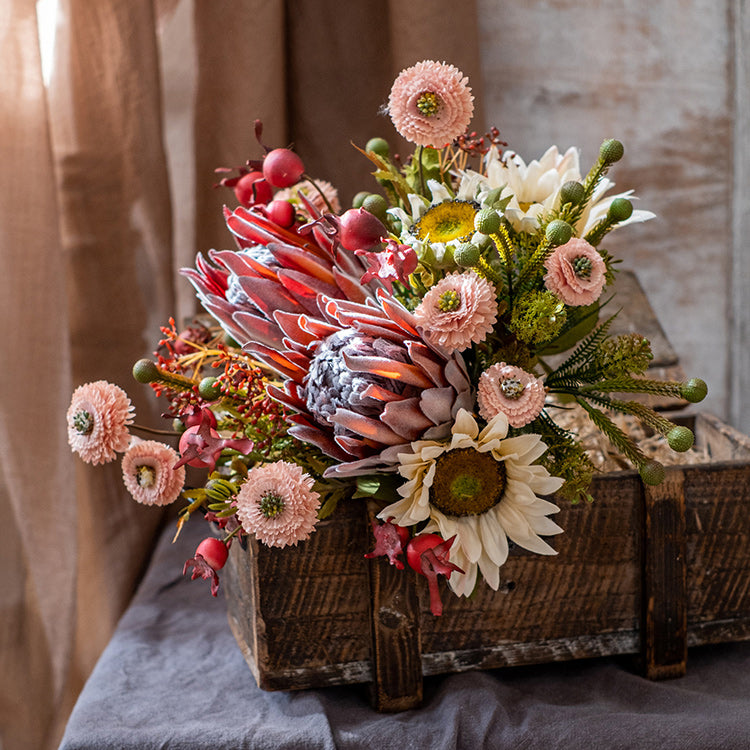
[641,470,688,679]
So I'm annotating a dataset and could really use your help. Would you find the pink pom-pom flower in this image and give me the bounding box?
[121,439,186,506]
[478,363,546,428]
[66,381,134,465]
[388,60,474,148]
[413,270,498,352]
[543,238,607,307]
[235,461,321,548]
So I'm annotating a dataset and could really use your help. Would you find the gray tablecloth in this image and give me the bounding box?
[59,518,750,750]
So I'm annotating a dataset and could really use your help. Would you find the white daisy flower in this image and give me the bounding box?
[379,409,564,597]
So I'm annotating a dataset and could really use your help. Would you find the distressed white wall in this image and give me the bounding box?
[478,0,739,423]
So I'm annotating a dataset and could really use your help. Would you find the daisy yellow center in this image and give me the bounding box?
[518,200,537,212]
[572,255,592,279]
[414,200,477,244]
[73,410,94,435]
[416,91,440,117]
[438,289,461,312]
[430,447,507,517]
[259,491,285,519]
[136,465,156,487]
[501,377,525,400]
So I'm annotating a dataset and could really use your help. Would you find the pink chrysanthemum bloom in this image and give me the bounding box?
[121,439,186,506]
[413,271,498,352]
[388,60,474,148]
[235,461,321,548]
[66,381,134,465]
[543,238,607,307]
[478,362,546,428]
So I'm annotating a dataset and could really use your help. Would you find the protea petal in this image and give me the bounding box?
[381,398,435,440]
[329,409,405,445]
[342,352,434,388]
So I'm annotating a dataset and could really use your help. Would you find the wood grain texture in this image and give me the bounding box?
[641,470,687,679]
[224,414,750,706]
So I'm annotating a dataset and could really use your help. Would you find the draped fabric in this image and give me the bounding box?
[0,2,480,749]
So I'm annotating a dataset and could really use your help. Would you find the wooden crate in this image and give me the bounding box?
[223,412,750,711]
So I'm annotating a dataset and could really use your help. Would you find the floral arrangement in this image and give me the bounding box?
[67,61,707,615]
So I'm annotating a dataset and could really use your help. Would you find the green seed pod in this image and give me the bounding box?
[132,358,160,383]
[608,197,633,222]
[172,418,186,433]
[474,207,501,235]
[361,193,389,222]
[667,425,695,452]
[365,137,390,158]
[352,191,369,209]
[198,377,222,401]
[681,378,708,403]
[454,242,481,268]
[639,460,666,486]
[545,219,573,247]
[559,181,586,206]
[600,139,625,164]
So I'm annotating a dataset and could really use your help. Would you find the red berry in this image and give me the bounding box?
[266,199,296,228]
[406,533,444,575]
[195,537,228,571]
[262,148,305,188]
[234,171,273,207]
[338,208,387,251]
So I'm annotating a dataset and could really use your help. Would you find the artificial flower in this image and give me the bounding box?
[379,409,564,596]
[66,381,134,465]
[543,237,607,306]
[355,238,418,292]
[387,60,474,147]
[413,270,498,352]
[121,438,185,506]
[235,461,321,547]
[477,362,546,427]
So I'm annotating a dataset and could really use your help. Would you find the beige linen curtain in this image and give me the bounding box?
[0,1,480,749]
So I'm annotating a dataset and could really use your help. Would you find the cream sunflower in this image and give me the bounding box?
[379,409,564,597]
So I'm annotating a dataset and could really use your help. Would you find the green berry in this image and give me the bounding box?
[667,426,695,452]
[352,191,369,209]
[639,460,665,486]
[198,377,222,401]
[559,181,585,206]
[608,197,633,222]
[365,137,390,158]
[361,193,389,222]
[681,378,708,403]
[600,139,624,164]
[454,242,481,267]
[172,418,186,433]
[133,358,160,383]
[545,219,573,247]
[474,208,501,235]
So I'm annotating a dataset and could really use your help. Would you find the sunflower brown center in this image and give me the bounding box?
[430,447,506,517]
[416,91,440,117]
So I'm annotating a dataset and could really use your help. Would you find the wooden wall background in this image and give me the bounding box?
[478,0,750,432]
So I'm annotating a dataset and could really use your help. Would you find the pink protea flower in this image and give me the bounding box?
[121,439,186,506]
[66,381,134,465]
[543,238,607,307]
[413,271,498,352]
[235,461,321,547]
[355,239,418,292]
[478,362,546,428]
[388,60,474,148]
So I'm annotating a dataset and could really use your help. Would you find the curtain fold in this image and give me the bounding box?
[0,2,480,748]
